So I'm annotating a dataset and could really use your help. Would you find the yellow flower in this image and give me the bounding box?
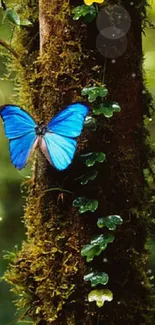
[84,0,104,6]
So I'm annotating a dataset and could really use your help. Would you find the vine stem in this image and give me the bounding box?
[97,315,100,325]
[10,25,16,44]
[0,38,19,59]
[102,55,107,85]
[101,55,107,103]
[95,4,99,14]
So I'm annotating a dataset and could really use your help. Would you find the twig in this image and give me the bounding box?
[1,0,7,11]
[43,188,72,194]
[0,38,19,59]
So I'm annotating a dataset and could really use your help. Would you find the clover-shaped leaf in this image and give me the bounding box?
[81,234,114,262]
[81,86,108,102]
[84,272,109,287]
[97,215,123,230]
[91,233,115,250]
[88,289,113,307]
[77,169,98,185]
[81,152,106,167]
[81,244,102,262]
[84,116,97,131]
[72,197,98,213]
[93,102,121,118]
[72,5,97,22]
[5,8,20,25]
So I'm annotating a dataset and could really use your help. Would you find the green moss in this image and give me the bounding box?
[4,2,89,321]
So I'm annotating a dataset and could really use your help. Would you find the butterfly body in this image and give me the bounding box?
[35,124,49,136]
[0,103,88,170]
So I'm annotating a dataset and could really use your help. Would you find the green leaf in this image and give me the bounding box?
[5,8,20,25]
[84,116,97,131]
[81,244,102,262]
[72,5,97,21]
[91,233,115,250]
[20,19,32,26]
[83,11,97,23]
[81,234,114,262]
[81,86,108,102]
[97,215,123,230]
[88,289,113,307]
[84,272,109,287]
[76,169,98,185]
[81,152,106,167]
[73,197,98,213]
[93,102,121,118]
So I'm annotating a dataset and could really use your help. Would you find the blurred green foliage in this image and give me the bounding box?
[0,4,31,324]
[143,2,155,286]
[143,0,155,143]
[0,0,155,324]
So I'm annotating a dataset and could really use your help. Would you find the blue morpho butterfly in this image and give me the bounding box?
[0,103,89,170]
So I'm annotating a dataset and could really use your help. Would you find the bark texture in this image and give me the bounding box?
[4,0,155,325]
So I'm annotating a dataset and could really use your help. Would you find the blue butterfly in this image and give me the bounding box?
[0,103,88,170]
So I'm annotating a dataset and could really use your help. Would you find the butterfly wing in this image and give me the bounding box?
[0,105,38,169]
[42,103,88,169]
[47,103,88,138]
[0,105,37,139]
[39,133,76,170]
[9,132,38,169]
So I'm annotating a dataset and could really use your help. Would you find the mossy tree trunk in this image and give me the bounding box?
[4,0,155,324]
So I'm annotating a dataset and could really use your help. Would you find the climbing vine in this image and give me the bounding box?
[72,82,123,308]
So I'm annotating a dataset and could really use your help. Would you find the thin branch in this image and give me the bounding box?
[0,38,19,59]
[0,0,7,10]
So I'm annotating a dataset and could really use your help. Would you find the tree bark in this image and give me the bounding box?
[4,0,155,324]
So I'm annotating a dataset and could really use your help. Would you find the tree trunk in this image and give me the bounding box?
[4,0,155,324]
